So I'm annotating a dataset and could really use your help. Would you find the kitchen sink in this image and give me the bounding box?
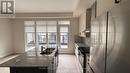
[40,48,55,55]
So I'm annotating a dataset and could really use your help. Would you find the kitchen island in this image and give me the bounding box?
[0,48,58,73]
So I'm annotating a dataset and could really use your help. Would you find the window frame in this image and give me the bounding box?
[58,25,70,49]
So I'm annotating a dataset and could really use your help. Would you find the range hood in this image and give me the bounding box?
[82,28,90,33]
[83,8,91,37]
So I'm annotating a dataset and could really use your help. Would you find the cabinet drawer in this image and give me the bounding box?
[10,67,48,73]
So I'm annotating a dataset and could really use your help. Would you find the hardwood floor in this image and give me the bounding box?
[56,55,81,73]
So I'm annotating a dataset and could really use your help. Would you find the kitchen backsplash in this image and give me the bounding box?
[83,37,90,46]
[74,35,90,46]
[74,35,84,43]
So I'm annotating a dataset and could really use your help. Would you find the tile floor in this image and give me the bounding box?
[56,55,81,73]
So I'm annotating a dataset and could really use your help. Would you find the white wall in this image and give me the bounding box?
[12,19,25,53]
[0,19,13,58]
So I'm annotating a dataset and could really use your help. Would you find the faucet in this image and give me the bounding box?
[41,46,45,53]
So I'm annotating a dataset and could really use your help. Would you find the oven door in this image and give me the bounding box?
[78,50,84,68]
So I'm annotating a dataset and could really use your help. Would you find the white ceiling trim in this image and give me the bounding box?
[72,0,80,11]
[15,0,78,13]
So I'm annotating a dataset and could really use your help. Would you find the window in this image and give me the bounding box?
[58,21,70,25]
[48,32,57,48]
[24,20,70,52]
[24,21,35,51]
[58,21,70,48]
[26,32,35,46]
[47,21,57,48]
[36,21,47,50]
[59,26,69,48]
[38,32,46,44]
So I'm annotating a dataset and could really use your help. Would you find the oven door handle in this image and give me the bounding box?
[78,50,81,55]
[78,52,80,55]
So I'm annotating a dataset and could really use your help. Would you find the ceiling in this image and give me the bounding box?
[15,0,95,17]
[73,0,96,17]
[15,0,79,13]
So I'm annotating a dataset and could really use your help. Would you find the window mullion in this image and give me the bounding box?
[34,21,37,53]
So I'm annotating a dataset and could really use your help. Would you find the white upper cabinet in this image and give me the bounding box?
[79,12,86,37]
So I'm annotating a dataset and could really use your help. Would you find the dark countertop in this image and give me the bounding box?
[0,48,57,67]
[75,43,90,54]
[75,43,88,48]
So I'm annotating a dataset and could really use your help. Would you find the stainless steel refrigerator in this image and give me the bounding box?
[90,0,130,73]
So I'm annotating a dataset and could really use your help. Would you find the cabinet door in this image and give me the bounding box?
[10,67,47,73]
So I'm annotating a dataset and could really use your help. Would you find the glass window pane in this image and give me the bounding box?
[60,27,68,32]
[36,21,46,25]
[47,26,57,32]
[60,26,69,48]
[37,32,47,51]
[38,32,46,44]
[25,26,35,32]
[36,21,47,51]
[47,21,57,25]
[48,33,56,43]
[24,21,35,26]
[48,33,57,48]
[58,21,70,25]
[36,26,46,32]
[36,21,47,32]
[24,21,35,52]
[26,32,35,45]
[60,32,68,48]
[60,33,68,43]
